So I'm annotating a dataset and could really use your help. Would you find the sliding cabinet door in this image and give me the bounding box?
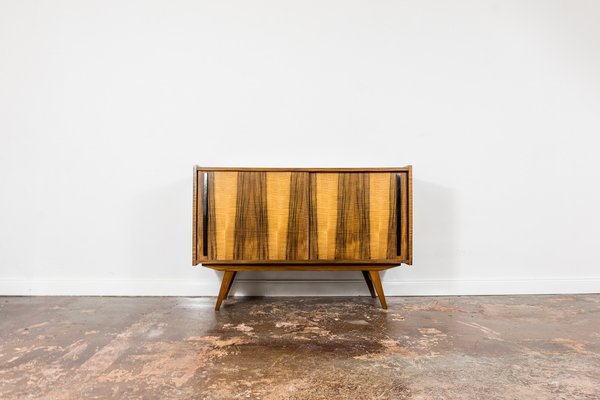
[198,171,309,261]
[311,172,408,261]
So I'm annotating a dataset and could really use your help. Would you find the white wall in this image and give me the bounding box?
[1,0,599,296]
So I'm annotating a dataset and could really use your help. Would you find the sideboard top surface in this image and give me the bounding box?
[195,166,411,172]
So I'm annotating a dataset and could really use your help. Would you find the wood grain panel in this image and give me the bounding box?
[315,173,339,259]
[211,171,238,260]
[234,171,269,260]
[369,173,391,259]
[309,173,319,259]
[335,173,371,259]
[286,172,309,260]
[266,172,291,260]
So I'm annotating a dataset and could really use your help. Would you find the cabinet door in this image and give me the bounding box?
[201,171,309,261]
[311,172,408,261]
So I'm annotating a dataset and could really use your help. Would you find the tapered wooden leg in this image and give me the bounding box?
[225,271,237,298]
[368,271,387,309]
[361,271,376,298]
[215,271,235,311]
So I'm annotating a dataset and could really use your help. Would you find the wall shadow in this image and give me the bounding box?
[380,178,459,288]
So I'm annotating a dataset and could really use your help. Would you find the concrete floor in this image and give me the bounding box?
[0,295,599,399]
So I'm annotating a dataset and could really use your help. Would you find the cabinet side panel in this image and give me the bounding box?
[285,172,309,260]
[266,172,291,260]
[408,166,413,264]
[369,173,391,259]
[400,172,409,262]
[193,169,198,264]
[211,171,238,260]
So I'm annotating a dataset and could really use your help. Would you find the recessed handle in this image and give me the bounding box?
[396,173,402,257]
[202,172,208,257]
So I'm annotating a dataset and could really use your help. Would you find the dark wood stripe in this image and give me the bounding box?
[286,172,309,260]
[233,171,269,260]
[206,172,217,259]
[385,172,409,260]
[309,173,318,259]
[335,173,371,259]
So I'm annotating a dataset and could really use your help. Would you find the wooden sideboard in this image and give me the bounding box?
[193,167,412,310]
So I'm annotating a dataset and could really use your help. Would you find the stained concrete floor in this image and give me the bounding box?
[0,295,599,399]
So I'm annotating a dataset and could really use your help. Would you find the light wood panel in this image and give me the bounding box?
[369,173,391,259]
[309,173,319,259]
[211,171,237,260]
[266,172,291,260]
[315,173,339,260]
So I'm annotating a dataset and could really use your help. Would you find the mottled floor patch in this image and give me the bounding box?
[0,295,599,399]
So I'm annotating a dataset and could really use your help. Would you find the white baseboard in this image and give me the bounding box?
[0,278,599,296]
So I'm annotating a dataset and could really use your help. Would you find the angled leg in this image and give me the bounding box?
[225,271,237,298]
[215,271,235,311]
[368,271,387,309]
[361,271,376,298]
